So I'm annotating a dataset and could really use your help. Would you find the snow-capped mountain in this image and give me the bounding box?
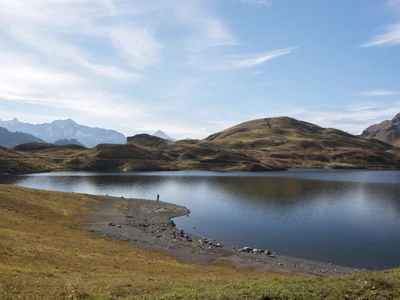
[152,130,176,141]
[0,118,126,148]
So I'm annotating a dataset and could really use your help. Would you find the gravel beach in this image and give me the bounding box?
[82,194,365,277]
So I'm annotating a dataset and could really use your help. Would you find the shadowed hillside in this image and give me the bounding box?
[0,126,45,147]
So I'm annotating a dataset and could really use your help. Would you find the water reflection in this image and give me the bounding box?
[1,169,400,270]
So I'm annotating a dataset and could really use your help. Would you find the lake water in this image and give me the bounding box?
[1,169,400,270]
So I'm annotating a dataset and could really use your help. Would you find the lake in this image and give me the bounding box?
[1,169,399,270]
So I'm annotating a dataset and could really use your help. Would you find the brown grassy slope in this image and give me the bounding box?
[1,185,400,300]
[127,133,173,147]
[13,143,88,159]
[65,143,177,171]
[0,146,59,174]
[205,117,400,169]
[128,135,278,171]
[361,113,400,147]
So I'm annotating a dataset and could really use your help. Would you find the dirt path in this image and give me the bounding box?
[82,194,365,276]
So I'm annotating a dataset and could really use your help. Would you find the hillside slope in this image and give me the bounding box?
[206,117,399,169]
[0,126,45,147]
[361,113,400,147]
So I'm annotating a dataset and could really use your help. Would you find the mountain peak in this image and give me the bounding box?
[361,112,400,147]
[2,118,21,125]
[52,119,77,125]
[153,130,176,141]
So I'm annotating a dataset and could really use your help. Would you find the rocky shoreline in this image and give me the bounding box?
[81,194,365,277]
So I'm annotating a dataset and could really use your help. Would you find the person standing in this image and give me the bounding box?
[157,194,160,201]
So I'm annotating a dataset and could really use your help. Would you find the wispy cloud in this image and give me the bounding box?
[361,0,400,47]
[110,25,162,70]
[0,50,149,120]
[300,105,400,134]
[189,47,296,71]
[0,0,157,80]
[236,48,296,68]
[361,23,400,47]
[171,0,237,51]
[359,89,400,96]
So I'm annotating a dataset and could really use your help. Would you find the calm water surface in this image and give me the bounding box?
[1,169,399,270]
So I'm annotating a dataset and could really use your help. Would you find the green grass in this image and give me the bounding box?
[0,185,399,299]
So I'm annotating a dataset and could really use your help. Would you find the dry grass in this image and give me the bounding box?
[0,185,399,299]
[116,202,129,211]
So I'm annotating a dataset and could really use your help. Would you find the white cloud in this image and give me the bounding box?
[0,50,149,120]
[0,0,153,80]
[361,23,400,47]
[109,25,162,70]
[359,89,400,96]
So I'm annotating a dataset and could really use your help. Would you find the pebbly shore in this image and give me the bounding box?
[81,194,366,277]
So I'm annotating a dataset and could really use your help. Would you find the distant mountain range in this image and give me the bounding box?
[0,126,45,147]
[152,130,176,141]
[0,118,126,148]
[361,113,400,147]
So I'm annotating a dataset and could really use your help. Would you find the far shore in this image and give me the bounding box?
[81,193,365,277]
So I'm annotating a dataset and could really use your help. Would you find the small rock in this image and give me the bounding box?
[149,230,154,233]
[156,235,161,238]
[215,243,222,248]
[109,223,115,226]
[117,225,122,228]
[239,247,252,253]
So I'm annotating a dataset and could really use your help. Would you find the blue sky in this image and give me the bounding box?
[0,0,399,139]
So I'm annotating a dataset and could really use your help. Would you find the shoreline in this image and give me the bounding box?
[81,194,365,277]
